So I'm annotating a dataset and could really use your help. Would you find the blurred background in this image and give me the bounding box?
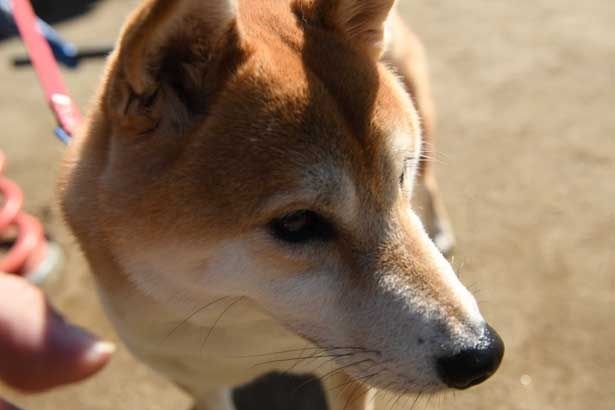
[0,0,614,409]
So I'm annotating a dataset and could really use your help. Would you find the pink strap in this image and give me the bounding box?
[12,0,82,136]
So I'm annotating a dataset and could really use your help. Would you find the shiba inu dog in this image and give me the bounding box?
[59,0,504,408]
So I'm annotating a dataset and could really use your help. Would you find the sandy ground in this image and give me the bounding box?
[1,0,614,409]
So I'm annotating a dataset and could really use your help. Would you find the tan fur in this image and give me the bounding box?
[59,1,491,408]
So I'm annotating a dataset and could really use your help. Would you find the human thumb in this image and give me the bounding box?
[0,273,114,392]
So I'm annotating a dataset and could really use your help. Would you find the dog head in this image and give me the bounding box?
[62,0,503,393]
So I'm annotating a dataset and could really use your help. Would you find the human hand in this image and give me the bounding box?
[0,272,114,408]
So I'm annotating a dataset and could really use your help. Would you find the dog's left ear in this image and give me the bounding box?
[301,0,396,57]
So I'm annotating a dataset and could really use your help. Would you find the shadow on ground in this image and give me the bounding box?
[31,0,101,25]
[1,0,102,40]
[233,372,328,410]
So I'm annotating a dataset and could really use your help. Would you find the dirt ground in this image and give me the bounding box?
[1,0,614,409]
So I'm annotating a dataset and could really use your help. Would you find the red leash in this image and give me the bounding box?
[0,152,46,276]
[0,0,73,277]
[12,0,82,141]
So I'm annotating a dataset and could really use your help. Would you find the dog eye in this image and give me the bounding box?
[269,210,335,244]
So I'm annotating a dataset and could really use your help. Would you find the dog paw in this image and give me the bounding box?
[193,388,235,410]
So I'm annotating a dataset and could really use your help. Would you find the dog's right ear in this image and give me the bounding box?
[296,0,396,58]
[105,0,245,135]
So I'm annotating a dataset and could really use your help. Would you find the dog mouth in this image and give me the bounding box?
[289,343,438,394]
[330,352,443,394]
[282,332,408,389]
[306,331,504,394]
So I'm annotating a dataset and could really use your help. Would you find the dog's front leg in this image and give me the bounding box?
[324,372,375,410]
[384,13,456,256]
[419,171,455,256]
[192,388,235,410]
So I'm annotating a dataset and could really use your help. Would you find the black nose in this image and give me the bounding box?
[436,324,504,389]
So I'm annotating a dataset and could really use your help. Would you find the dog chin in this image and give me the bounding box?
[343,363,445,394]
[306,342,443,394]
